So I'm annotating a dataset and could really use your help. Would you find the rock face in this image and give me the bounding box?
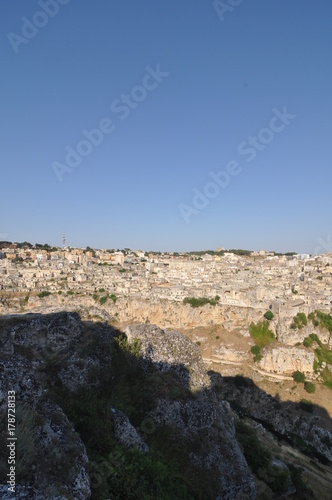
[0,312,256,499]
[121,298,263,330]
[2,293,264,331]
[259,345,315,375]
[152,397,255,500]
[216,374,332,466]
[111,409,149,452]
[125,323,211,391]
[0,312,91,499]
[277,318,332,346]
[125,324,256,499]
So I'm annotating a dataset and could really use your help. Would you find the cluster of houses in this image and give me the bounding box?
[0,244,332,318]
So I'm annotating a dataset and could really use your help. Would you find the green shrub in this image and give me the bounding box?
[38,291,51,298]
[292,313,307,330]
[109,294,117,304]
[183,296,220,308]
[299,313,307,324]
[67,290,74,295]
[309,333,321,344]
[264,310,274,321]
[313,310,332,333]
[292,371,305,383]
[129,338,141,357]
[304,382,315,393]
[303,336,312,348]
[249,321,274,348]
[235,420,271,473]
[99,296,108,305]
[314,340,332,365]
[99,288,105,293]
[322,367,332,390]
[250,346,262,362]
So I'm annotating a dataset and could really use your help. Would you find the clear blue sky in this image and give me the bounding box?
[1,1,332,253]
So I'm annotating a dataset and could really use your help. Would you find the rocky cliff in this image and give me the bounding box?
[0,312,256,499]
[258,346,315,376]
[1,293,264,330]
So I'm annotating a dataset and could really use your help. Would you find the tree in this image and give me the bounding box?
[264,310,274,321]
[304,382,315,394]
[292,371,305,383]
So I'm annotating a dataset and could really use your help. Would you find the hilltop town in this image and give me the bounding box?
[1,242,331,317]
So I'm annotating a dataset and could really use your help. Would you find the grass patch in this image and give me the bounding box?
[235,420,289,493]
[183,296,220,308]
[288,464,314,499]
[249,321,275,348]
[250,345,262,363]
[309,310,332,333]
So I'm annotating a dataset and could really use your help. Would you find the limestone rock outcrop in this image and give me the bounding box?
[276,319,331,346]
[259,345,315,376]
[111,409,149,452]
[125,323,211,391]
[0,312,256,499]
